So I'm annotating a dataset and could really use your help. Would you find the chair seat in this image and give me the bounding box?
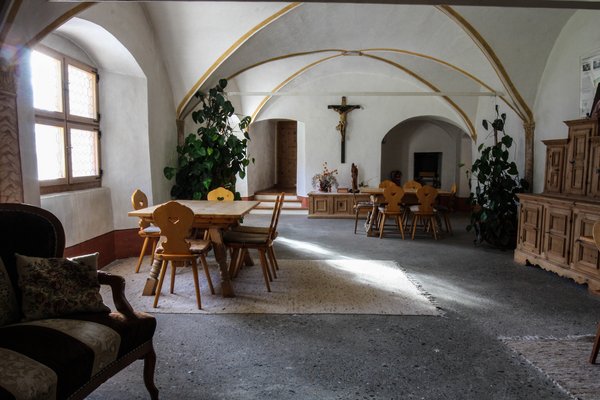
[232,225,278,239]
[410,205,436,214]
[140,226,160,236]
[223,231,270,245]
[155,239,211,256]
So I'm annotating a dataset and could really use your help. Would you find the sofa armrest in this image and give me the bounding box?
[98,270,137,319]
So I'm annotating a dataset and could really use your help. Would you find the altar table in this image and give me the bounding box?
[128,200,259,297]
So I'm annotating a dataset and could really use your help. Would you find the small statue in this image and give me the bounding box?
[351,163,359,193]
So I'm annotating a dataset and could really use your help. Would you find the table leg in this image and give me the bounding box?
[208,227,235,298]
[366,203,379,237]
[142,257,163,296]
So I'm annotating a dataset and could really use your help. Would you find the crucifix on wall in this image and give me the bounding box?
[328,96,361,163]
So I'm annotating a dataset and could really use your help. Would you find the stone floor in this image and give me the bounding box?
[89,213,600,399]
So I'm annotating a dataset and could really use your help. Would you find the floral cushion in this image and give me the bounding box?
[15,254,110,322]
[0,257,19,327]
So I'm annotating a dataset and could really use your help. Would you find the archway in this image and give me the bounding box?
[380,117,471,197]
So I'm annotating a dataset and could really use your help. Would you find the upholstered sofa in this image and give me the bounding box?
[0,203,158,399]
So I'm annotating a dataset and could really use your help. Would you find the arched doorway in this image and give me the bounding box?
[380,117,471,197]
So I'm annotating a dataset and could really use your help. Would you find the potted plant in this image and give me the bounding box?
[466,105,528,249]
[164,79,252,200]
[312,162,338,192]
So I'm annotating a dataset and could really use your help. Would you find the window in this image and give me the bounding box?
[30,46,101,194]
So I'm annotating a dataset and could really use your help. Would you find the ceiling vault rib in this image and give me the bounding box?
[0,0,22,47]
[177,2,302,119]
[227,47,526,122]
[250,52,476,140]
[436,5,533,123]
[230,91,500,97]
[9,3,95,64]
[251,54,342,121]
[363,53,476,140]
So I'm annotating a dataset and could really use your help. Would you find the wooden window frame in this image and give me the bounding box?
[33,45,101,195]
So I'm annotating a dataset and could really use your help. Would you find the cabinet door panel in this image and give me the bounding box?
[518,202,543,255]
[571,211,600,275]
[543,206,571,265]
[564,124,592,195]
[589,140,600,199]
[545,146,565,194]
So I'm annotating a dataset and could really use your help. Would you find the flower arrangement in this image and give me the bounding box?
[312,162,338,192]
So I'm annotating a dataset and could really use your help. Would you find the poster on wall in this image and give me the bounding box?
[581,50,600,117]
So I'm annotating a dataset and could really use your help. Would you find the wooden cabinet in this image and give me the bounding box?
[517,199,543,255]
[588,137,600,199]
[308,192,371,218]
[542,139,567,194]
[563,119,597,195]
[517,118,600,294]
[542,202,572,266]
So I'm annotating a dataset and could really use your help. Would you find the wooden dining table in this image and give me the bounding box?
[359,187,451,236]
[128,200,259,298]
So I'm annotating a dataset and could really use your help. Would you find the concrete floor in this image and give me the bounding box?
[90,213,600,399]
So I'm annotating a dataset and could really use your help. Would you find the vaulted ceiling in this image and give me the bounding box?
[0,1,588,136]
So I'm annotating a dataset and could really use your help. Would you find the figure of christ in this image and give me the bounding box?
[328,96,360,163]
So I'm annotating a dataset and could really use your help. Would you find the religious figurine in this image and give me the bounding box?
[351,163,359,193]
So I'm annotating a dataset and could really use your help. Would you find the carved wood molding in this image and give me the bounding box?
[0,62,24,203]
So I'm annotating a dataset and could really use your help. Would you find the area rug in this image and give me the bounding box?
[502,335,600,400]
[100,258,442,315]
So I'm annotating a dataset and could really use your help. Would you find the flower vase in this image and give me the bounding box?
[319,181,330,192]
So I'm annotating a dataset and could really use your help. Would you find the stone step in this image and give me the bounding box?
[255,193,299,202]
[250,208,308,215]
[257,200,304,209]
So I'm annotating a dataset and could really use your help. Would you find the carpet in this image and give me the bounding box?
[100,258,442,315]
[503,336,600,400]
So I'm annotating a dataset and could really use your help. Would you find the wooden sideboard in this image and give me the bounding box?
[308,191,371,218]
[515,117,600,294]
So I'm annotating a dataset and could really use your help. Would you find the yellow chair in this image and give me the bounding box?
[378,184,405,239]
[231,193,285,279]
[152,201,214,309]
[223,193,284,292]
[435,183,457,235]
[403,180,422,191]
[131,189,160,273]
[409,185,439,240]
[207,187,234,201]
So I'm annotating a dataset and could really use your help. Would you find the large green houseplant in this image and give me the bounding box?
[164,79,252,200]
[467,105,528,249]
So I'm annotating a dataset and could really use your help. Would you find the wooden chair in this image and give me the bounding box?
[207,187,234,201]
[434,183,457,235]
[152,201,215,309]
[403,180,422,191]
[590,221,600,363]
[223,194,284,292]
[232,193,285,277]
[378,184,405,239]
[409,185,440,240]
[353,192,373,234]
[131,189,160,273]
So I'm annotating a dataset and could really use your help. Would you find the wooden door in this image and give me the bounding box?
[564,120,594,195]
[542,139,567,194]
[517,199,543,255]
[277,121,297,189]
[571,208,600,276]
[588,137,600,199]
[542,204,571,266]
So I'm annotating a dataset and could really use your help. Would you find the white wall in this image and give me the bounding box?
[380,119,469,195]
[534,10,600,193]
[256,73,471,196]
[15,4,176,246]
[247,120,277,195]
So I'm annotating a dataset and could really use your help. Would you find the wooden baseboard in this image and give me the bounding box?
[65,228,144,268]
